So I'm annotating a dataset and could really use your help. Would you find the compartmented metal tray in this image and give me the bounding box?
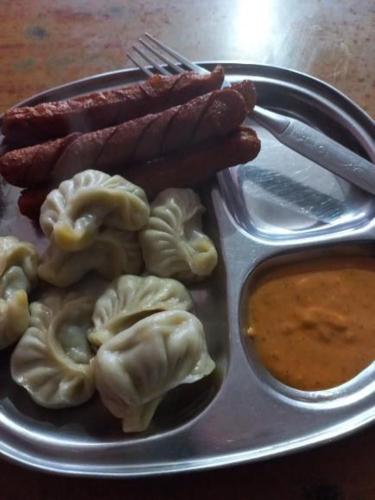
[0,63,374,477]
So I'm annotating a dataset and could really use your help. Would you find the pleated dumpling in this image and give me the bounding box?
[38,229,142,287]
[0,236,38,349]
[40,169,150,251]
[11,292,96,409]
[88,275,192,348]
[95,310,215,433]
[139,188,218,283]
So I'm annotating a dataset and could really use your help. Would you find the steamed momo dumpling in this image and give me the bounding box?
[11,293,96,409]
[95,310,215,433]
[139,188,218,283]
[0,236,38,349]
[40,169,150,251]
[88,275,193,348]
[38,229,142,287]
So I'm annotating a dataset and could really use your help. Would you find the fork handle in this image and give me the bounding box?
[253,106,375,195]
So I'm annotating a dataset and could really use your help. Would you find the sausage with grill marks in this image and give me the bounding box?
[0,133,80,187]
[2,66,225,146]
[18,185,51,221]
[123,126,261,197]
[17,126,261,221]
[1,87,249,187]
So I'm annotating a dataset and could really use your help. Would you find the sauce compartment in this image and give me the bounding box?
[240,242,375,404]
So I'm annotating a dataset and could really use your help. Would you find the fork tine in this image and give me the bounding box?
[144,33,207,74]
[138,37,184,74]
[127,52,153,77]
[132,45,171,76]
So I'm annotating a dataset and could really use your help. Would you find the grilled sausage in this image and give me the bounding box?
[1,88,249,187]
[123,126,261,197]
[2,66,225,146]
[0,133,80,187]
[18,185,51,221]
[17,126,260,221]
[231,80,257,113]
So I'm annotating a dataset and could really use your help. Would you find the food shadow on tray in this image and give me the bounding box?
[0,349,222,441]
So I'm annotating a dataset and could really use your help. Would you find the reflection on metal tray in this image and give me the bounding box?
[0,62,374,477]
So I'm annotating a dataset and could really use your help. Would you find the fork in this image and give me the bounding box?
[128,33,375,196]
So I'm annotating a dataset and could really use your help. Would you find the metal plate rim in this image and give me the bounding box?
[4,59,374,123]
[1,406,375,478]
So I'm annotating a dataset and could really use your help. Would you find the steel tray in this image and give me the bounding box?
[0,62,374,477]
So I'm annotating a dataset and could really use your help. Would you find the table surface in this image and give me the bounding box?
[0,0,374,498]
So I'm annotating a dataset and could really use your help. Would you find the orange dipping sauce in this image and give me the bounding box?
[246,256,375,391]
